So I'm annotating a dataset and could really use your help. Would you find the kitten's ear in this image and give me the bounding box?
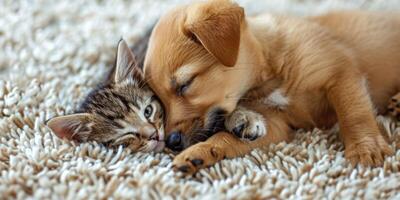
[114,39,144,83]
[46,113,93,142]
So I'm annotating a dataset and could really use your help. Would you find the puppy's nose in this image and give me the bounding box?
[166,131,183,151]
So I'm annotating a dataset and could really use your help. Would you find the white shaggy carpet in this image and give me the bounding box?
[1,0,400,199]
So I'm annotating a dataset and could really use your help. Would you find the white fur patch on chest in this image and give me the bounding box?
[263,89,289,109]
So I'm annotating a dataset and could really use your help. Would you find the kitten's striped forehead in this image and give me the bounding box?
[79,80,157,122]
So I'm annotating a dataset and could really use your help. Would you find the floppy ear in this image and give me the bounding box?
[113,39,144,83]
[46,113,93,142]
[185,0,244,67]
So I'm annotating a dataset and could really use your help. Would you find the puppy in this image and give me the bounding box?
[144,0,400,174]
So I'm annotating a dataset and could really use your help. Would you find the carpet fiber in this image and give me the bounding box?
[1,0,400,199]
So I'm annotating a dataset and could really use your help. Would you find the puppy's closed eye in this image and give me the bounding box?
[176,77,194,96]
[186,31,201,44]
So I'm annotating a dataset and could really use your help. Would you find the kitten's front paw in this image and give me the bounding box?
[225,107,267,141]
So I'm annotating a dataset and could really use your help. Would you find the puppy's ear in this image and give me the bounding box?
[46,113,93,142]
[113,39,144,83]
[185,0,244,67]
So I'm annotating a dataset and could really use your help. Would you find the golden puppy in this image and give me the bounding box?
[144,0,400,174]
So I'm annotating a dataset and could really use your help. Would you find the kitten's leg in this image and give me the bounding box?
[327,75,393,166]
[387,92,400,120]
[172,111,292,175]
[225,106,267,141]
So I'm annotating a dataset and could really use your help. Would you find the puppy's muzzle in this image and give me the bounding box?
[165,108,227,152]
[166,131,184,151]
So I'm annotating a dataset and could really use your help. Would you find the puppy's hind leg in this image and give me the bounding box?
[327,73,394,167]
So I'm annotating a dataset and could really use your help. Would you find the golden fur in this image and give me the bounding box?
[144,0,400,174]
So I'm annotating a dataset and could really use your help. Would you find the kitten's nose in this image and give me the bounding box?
[149,132,159,140]
[166,131,183,151]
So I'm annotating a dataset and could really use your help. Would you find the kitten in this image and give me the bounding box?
[47,39,165,153]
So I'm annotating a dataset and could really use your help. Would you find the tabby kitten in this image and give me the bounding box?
[47,39,165,152]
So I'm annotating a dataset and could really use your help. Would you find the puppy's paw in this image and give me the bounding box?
[345,135,393,167]
[388,94,400,120]
[172,143,225,175]
[225,107,267,141]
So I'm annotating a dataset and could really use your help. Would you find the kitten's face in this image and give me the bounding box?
[77,80,165,152]
[47,40,165,152]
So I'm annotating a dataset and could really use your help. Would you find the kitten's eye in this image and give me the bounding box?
[144,105,153,119]
[125,132,138,136]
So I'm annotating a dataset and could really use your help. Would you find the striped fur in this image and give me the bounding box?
[47,39,165,153]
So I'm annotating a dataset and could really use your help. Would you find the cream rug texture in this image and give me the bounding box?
[1,0,400,199]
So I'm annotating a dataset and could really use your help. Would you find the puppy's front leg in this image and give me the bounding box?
[327,74,393,166]
[172,132,251,175]
[172,112,292,175]
[225,106,268,141]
